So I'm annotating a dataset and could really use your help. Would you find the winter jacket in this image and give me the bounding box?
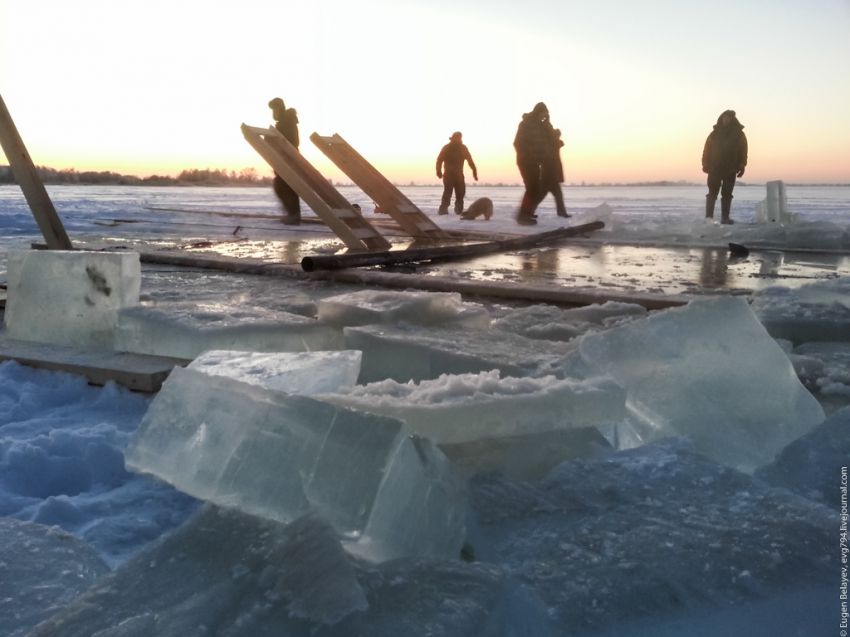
[514,112,554,165]
[436,141,476,177]
[275,108,300,148]
[702,111,747,175]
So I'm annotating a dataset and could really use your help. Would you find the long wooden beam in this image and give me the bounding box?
[301,221,605,271]
[0,94,72,249]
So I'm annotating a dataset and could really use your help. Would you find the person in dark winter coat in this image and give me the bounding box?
[436,132,478,215]
[269,97,301,225]
[702,109,748,224]
[543,126,569,217]
[514,102,563,225]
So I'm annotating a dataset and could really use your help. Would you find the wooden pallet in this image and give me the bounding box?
[310,132,448,242]
[241,124,390,252]
[0,336,189,392]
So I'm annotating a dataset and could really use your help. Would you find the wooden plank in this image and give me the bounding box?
[241,124,391,252]
[310,133,448,242]
[0,94,73,250]
[301,221,606,271]
[0,337,190,392]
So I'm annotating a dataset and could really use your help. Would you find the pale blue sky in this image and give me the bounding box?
[2,0,848,182]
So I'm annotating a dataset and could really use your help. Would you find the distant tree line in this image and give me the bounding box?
[0,165,273,187]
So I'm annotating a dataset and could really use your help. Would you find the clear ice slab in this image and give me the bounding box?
[188,349,362,394]
[345,323,573,383]
[4,249,140,349]
[125,367,466,562]
[114,301,344,359]
[576,296,824,471]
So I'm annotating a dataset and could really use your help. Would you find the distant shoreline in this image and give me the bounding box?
[0,167,846,189]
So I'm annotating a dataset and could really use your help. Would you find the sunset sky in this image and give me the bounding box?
[2,0,849,184]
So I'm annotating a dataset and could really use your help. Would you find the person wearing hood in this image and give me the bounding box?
[702,109,748,224]
[513,102,558,225]
[268,97,301,225]
[436,131,478,215]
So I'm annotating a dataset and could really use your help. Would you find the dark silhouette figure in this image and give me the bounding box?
[436,132,478,215]
[269,97,301,225]
[514,102,563,225]
[702,109,748,225]
[542,126,569,217]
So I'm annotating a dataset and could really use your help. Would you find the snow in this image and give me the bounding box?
[1,182,849,635]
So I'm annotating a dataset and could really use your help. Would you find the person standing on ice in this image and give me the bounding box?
[543,126,570,218]
[436,131,478,215]
[702,109,748,225]
[514,102,557,225]
[268,97,302,225]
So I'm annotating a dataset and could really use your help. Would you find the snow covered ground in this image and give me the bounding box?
[1,183,849,636]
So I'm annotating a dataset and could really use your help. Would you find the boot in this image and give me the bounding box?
[705,196,716,220]
[720,197,733,225]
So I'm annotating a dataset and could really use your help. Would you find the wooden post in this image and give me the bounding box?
[0,94,72,249]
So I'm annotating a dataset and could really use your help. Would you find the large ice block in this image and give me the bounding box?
[317,289,491,329]
[114,302,344,359]
[576,296,825,472]
[125,367,466,562]
[320,370,625,444]
[4,249,140,349]
[344,323,573,383]
[188,349,361,394]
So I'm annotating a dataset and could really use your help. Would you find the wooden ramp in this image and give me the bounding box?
[0,336,189,392]
[241,124,390,252]
[310,133,448,242]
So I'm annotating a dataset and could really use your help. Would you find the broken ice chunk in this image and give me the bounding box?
[27,506,368,635]
[187,349,361,394]
[577,296,824,472]
[125,367,466,561]
[320,370,625,444]
[317,289,490,329]
[493,301,647,341]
